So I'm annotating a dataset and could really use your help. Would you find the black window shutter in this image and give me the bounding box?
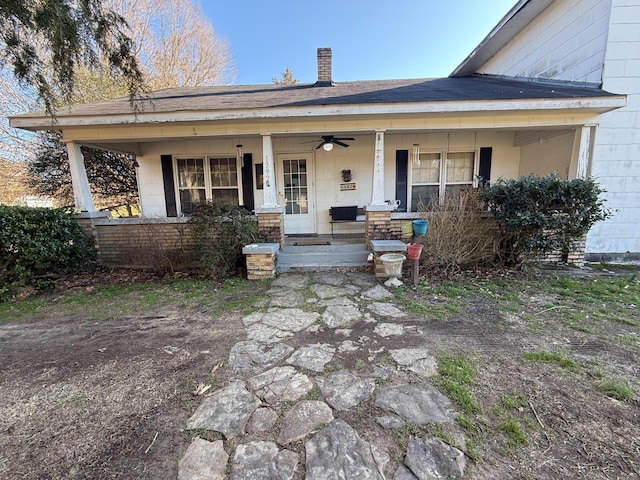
[395,150,409,212]
[161,155,178,217]
[241,153,254,210]
[479,147,492,186]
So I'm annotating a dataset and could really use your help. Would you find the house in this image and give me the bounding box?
[9,0,637,274]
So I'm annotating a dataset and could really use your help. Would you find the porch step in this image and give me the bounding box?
[277,244,371,273]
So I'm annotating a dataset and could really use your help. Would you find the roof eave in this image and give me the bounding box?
[451,0,554,77]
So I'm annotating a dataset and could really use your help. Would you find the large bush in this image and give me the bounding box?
[481,174,611,266]
[0,206,97,301]
[188,202,262,278]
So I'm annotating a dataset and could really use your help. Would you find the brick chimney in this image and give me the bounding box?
[315,48,334,86]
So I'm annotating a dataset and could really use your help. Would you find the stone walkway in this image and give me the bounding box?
[178,272,466,480]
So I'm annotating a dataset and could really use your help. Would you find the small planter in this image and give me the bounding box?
[407,243,423,260]
[380,253,406,287]
[413,220,429,237]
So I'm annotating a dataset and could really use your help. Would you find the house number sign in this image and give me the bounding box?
[340,183,356,191]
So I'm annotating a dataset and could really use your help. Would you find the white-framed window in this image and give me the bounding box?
[409,150,477,211]
[175,156,242,214]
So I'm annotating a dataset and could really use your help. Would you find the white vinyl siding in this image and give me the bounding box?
[479,0,611,85]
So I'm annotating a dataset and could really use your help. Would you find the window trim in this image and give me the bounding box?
[408,149,479,210]
[173,154,244,215]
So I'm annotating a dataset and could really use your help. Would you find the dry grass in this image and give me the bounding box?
[418,189,497,272]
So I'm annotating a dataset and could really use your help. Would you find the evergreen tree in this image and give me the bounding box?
[272,67,298,85]
[0,0,144,114]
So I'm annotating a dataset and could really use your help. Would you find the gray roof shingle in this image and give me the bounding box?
[19,75,617,119]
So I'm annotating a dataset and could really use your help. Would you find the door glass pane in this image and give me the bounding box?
[283,159,308,215]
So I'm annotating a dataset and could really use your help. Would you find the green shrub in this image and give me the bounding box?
[188,202,262,278]
[0,206,97,301]
[481,174,611,266]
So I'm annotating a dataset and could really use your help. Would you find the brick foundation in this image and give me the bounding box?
[365,208,406,247]
[74,212,110,260]
[257,210,285,247]
[541,236,587,266]
[92,219,193,267]
[243,243,279,280]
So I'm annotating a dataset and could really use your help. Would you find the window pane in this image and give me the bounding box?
[411,185,439,212]
[412,153,440,184]
[177,158,204,188]
[446,152,474,183]
[210,157,237,187]
[179,188,206,214]
[444,184,475,199]
[212,188,239,204]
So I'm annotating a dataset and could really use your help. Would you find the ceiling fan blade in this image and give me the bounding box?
[315,142,325,149]
[334,137,355,141]
[332,140,350,148]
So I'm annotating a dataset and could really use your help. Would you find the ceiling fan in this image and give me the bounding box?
[307,135,355,151]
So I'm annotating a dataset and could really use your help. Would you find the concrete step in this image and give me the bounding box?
[277,244,371,273]
[283,244,369,254]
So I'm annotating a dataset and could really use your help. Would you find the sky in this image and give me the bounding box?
[201,0,518,85]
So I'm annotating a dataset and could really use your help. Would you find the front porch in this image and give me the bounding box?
[69,123,601,277]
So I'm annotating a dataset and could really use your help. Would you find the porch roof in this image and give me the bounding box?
[10,75,624,130]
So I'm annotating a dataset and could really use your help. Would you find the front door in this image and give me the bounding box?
[278,155,315,234]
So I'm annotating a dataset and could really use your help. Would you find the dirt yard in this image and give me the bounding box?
[0,267,638,479]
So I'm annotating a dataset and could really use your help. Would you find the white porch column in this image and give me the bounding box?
[261,134,278,208]
[66,142,96,212]
[370,130,386,205]
[569,125,596,180]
